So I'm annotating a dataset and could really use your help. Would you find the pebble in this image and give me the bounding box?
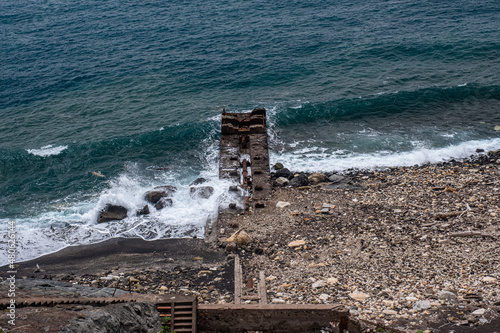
[276,201,291,208]
[288,240,306,248]
[349,292,370,302]
[481,276,497,283]
[413,300,431,311]
[327,277,339,285]
[312,280,326,288]
[382,309,397,315]
[437,290,458,302]
[471,308,486,315]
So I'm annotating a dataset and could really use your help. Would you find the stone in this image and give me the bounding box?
[136,205,150,216]
[225,242,237,253]
[289,174,309,187]
[481,276,497,283]
[189,177,208,186]
[471,308,486,316]
[97,204,128,223]
[318,293,330,301]
[271,298,286,304]
[312,280,326,288]
[275,177,290,186]
[349,292,370,302]
[275,168,293,180]
[288,240,306,248]
[226,230,252,246]
[272,162,284,170]
[144,185,177,204]
[276,201,291,208]
[190,186,214,199]
[413,300,431,311]
[154,198,173,210]
[382,309,397,316]
[437,290,458,302]
[327,277,339,285]
[308,172,327,184]
[328,174,345,183]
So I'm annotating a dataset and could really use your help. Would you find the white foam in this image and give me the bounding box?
[27,145,68,157]
[270,138,500,172]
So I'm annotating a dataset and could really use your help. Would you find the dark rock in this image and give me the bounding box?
[275,168,293,180]
[476,148,484,153]
[62,302,161,333]
[190,186,214,199]
[225,242,237,253]
[154,198,173,210]
[144,185,177,204]
[190,177,208,186]
[136,205,150,216]
[289,174,309,187]
[272,162,284,170]
[97,205,128,223]
[229,203,237,209]
[328,174,346,183]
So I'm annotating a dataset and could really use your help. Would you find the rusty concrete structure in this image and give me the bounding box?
[219,108,272,212]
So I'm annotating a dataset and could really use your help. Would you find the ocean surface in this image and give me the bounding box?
[1,0,499,264]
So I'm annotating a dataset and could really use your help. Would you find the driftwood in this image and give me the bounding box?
[447,231,497,240]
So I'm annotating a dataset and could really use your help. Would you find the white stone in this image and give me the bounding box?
[319,293,330,301]
[288,240,306,248]
[413,300,431,311]
[271,298,286,304]
[349,292,370,302]
[312,280,326,288]
[481,276,498,283]
[382,309,397,316]
[276,201,291,208]
[471,308,486,316]
[327,277,339,285]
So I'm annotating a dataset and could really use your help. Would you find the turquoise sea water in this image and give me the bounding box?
[1,0,499,263]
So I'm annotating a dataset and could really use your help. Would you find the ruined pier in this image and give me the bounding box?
[219,108,272,212]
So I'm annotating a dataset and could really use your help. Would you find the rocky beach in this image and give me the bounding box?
[2,150,500,332]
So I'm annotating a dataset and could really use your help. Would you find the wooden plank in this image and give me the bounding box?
[258,271,267,304]
[234,255,242,304]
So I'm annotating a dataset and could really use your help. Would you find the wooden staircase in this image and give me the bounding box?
[156,295,197,333]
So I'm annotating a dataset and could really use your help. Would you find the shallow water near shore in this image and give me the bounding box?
[1,0,499,264]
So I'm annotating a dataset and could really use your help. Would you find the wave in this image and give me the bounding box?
[26,144,68,157]
[271,84,500,126]
[270,137,500,172]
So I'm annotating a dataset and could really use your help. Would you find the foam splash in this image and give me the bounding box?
[27,144,68,157]
[270,138,500,172]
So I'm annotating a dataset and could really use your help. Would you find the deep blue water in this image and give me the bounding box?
[1,0,499,263]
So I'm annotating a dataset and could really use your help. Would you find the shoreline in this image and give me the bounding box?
[1,149,499,332]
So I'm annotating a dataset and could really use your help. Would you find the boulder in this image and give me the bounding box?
[275,177,289,186]
[275,168,293,180]
[144,185,177,204]
[97,204,128,223]
[289,174,309,187]
[136,205,150,216]
[154,198,173,210]
[226,230,252,246]
[308,172,327,184]
[328,174,345,183]
[190,186,214,199]
[272,162,284,170]
[190,177,208,186]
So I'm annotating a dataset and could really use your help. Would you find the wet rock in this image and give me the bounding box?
[272,162,284,170]
[308,172,327,184]
[276,177,290,186]
[328,174,345,183]
[289,174,309,187]
[190,186,214,199]
[144,185,177,204]
[136,205,150,216]
[190,177,208,186]
[275,168,293,180]
[154,198,173,210]
[97,204,128,223]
